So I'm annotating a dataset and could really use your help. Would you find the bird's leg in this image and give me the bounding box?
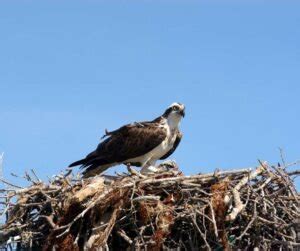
[126,163,135,175]
[140,160,159,174]
[126,163,145,178]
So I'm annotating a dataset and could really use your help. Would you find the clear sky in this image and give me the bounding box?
[0,1,299,188]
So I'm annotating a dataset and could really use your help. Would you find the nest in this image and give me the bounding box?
[0,161,299,250]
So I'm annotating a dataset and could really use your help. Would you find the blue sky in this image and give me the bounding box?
[0,1,299,188]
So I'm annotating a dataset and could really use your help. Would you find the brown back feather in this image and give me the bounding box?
[96,122,167,163]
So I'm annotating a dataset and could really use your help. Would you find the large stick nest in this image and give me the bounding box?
[0,161,299,250]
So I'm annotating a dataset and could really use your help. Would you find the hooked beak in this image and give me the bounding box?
[180,109,185,117]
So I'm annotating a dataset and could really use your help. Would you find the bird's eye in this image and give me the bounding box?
[172,106,177,111]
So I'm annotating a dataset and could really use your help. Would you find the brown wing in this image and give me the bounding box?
[159,131,182,160]
[69,121,167,174]
[95,122,167,162]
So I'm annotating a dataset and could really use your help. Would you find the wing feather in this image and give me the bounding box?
[98,123,167,162]
[69,121,167,175]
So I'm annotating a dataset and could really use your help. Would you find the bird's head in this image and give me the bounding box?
[162,102,185,127]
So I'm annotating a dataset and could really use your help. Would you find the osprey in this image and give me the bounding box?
[69,102,185,177]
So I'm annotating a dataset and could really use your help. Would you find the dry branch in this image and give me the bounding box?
[0,161,299,250]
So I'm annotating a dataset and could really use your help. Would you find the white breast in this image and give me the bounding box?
[125,122,177,166]
[150,124,176,159]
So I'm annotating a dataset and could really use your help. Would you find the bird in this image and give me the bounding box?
[69,102,185,178]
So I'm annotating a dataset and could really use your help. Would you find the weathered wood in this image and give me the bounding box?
[0,162,299,250]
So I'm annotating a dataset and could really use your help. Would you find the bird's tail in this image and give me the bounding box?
[82,163,112,178]
[69,158,86,167]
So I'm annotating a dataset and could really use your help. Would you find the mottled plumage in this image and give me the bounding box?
[69,103,185,177]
